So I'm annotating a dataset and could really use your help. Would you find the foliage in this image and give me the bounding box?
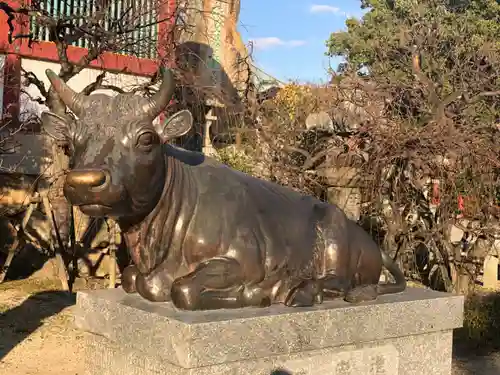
[214,146,254,175]
[457,291,500,349]
[327,0,500,127]
[244,82,358,197]
[271,83,314,121]
[323,0,500,294]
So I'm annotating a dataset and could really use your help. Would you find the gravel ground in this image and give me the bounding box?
[0,278,499,375]
[0,281,86,375]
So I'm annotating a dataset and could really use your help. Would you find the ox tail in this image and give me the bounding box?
[377,249,407,295]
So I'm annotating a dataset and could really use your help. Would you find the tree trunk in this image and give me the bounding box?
[47,143,71,248]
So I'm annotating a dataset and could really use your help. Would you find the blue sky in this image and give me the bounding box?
[239,1,366,83]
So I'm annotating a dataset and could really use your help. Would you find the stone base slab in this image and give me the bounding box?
[74,287,464,375]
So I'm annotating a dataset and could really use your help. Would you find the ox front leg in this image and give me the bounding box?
[135,264,175,303]
[122,263,175,303]
[121,265,139,294]
[171,257,269,311]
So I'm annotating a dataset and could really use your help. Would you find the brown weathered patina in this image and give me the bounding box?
[41,68,406,311]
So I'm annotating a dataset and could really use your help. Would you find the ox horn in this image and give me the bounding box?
[45,69,85,116]
[142,67,176,119]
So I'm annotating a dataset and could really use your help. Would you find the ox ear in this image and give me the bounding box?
[40,111,72,142]
[157,109,193,142]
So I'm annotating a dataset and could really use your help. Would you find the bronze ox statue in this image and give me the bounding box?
[41,67,406,311]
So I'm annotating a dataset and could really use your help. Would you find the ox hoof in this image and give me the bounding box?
[243,285,271,307]
[284,280,317,307]
[135,271,172,303]
[170,279,199,310]
[344,284,378,304]
[122,265,139,293]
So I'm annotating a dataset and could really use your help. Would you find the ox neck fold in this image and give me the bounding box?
[117,155,175,232]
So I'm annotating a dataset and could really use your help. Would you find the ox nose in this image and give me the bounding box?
[65,169,109,191]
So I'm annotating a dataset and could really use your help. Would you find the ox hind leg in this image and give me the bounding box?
[293,267,378,305]
[283,274,354,307]
[284,278,320,307]
[343,227,383,304]
[285,275,378,306]
[287,204,374,305]
[170,257,270,311]
[344,275,379,303]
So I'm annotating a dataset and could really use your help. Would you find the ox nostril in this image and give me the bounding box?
[66,169,109,190]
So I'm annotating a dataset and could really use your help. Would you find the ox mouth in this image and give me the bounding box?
[78,204,112,217]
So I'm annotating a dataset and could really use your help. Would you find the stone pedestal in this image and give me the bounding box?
[74,287,464,375]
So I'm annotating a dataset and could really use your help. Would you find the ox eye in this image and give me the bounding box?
[136,132,156,148]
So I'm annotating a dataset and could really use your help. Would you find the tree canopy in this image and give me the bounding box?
[323,1,500,294]
[327,0,500,127]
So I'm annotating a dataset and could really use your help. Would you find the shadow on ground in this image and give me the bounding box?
[0,290,75,361]
[453,350,500,375]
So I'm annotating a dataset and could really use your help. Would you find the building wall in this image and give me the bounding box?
[177,0,249,100]
[0,54,5,117]
[0,58,156,176]
[20,58,153,122]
